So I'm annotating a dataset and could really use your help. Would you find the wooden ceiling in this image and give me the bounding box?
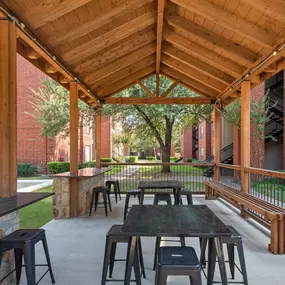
[2,0,285,105]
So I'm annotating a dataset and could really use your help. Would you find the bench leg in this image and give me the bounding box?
[269,219,278,254]
[278,219,284,254]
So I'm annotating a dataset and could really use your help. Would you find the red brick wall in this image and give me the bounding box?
[181,128,193,159]
[198,121,211,160]
[100,117,112,158]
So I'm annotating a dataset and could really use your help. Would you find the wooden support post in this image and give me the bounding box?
[95,112,102,169]
[69,81,79,217]
[0,14,17,197]
[233,126,240,179]
[214,108,222,181]
[240,81,251,193]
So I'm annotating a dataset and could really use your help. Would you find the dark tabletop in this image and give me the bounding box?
[121,205,232,238]
[138,180,182,189]
[0,192,54,217]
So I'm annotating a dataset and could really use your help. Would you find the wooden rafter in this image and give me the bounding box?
[156,0,165,74]
[84,43,156,84]
[167,15,259,64]
[136,80,154,97]
[161,80,179,97]
[103,97,212,105]
[26,0,92,29]
[162,54,227,92]
[171,0,276,48]
[162,44,234,84]
[47,0,153,46]
[164,29,245,78]
[62,11,156,63]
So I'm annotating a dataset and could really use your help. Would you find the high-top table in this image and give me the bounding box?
[138,180,182,204]
[120,205,232,285]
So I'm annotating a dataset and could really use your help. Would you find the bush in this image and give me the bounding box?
[17,163,40,177]
[184,158,192,162]
[125,156,138,163]
[170,157,177,162]
[146,156,156,161]
[78,160,96,169]
[101,158,112,163]
[47,162,70,174]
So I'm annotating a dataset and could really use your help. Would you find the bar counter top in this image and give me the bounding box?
[0,192,54,217]
[50,167,111,178]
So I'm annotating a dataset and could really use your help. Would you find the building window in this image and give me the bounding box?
[200,125,204,139]
[85,121,90,134]
[85,145,91,162]
[67,144,70,162]
[200,147,204,161]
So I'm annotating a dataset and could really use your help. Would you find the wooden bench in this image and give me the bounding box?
[205,181,285,254]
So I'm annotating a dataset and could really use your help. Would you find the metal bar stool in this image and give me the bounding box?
[153,194,186,270]
[105,180,121,203]
[101,225,146,285]
[155,246,202,285]
[178,189,193,205]
[89,186,112,217]
[124,189,141,220]
[200,226,248,285]
[0,229,55,285]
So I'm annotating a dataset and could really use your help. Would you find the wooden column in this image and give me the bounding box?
[214,108,222,181]
[95,112,102,169]
[233,126,240,179]
[69,81,78,217]
[240,81,251,193]
[0,14,17,197]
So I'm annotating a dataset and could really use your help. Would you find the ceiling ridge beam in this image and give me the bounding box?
[161,80,179,97]
[63,11,156,63]
[137,80,155,97]
[164,29,245,78]
[167,14,259,64]
[170,0,276,48]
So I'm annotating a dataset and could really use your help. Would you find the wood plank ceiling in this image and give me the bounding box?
[2,0,285,105]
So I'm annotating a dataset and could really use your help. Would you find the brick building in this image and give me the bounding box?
[17,55,112,173]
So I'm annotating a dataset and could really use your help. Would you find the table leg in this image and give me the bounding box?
[124,236,137,285]
[207,238,216,285]
[214,237,228,285]
[139,189,144,205]
[175,188,182,205]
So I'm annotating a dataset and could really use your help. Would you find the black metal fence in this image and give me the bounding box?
[102,162,213,193]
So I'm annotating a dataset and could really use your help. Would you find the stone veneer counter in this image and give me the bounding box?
[51,168,111,219]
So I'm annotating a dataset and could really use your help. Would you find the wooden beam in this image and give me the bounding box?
[103,97,212,105]
[164,29,245,78]
[27,0,92,29]
[156,73,160,96]
[163,44,234,84]
[74,30,155,74]
[156,0,165,74]
[26,48,40,59]
[162,54,227,92]
[214,107,222,181]
[161,80,179,97]
[161,65,218,97]
[167,15,259,64]
[170,0,276,48]
[63,11,156,63]
[45,62,57,74]
[0,15,17,197]
[84,42,156,84]
[137,80,155,97]
[47,0,153,46]
[242,0,285,24]
[99,65,156,97]
[95,112,102,169]
[240,81,251,193]
[92,55,156,92]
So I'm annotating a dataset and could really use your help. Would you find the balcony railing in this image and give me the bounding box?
[102,162,213,193]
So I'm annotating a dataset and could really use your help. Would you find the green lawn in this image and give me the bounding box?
[20,186,53,228]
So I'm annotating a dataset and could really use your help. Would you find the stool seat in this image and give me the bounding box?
[1,229,45,245]
[94,186,109,192]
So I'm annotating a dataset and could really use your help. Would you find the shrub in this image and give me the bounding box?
[17,163,40,177]
[78,160,96,169]
[184,158,192,162]
[146,156,156,161]
[101,158,112,163]
[170,157,177,162]
[47,162,70,174]
[125,156,138,163]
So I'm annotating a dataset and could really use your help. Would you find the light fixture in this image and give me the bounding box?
[272,51,278,56]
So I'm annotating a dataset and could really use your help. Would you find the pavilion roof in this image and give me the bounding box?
[2,0,285,106]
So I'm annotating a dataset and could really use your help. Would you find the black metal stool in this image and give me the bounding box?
[200,226,248,285]
[89,186,112,217]
[0,229,55,285]
[153,194,186,270]
[179,189,193,205]
[155,246,202,285]
[124,189,141,220]
[101,225,146,285]
[106,180,121,203]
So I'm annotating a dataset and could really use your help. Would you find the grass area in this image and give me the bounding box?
[20,186,53,229]
[18,175,51,180]
[138,165,205,175]
[106,165,126,175]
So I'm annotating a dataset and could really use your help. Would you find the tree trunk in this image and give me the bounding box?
[161,117,173,172]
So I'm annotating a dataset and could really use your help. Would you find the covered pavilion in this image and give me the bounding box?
[1,0,285,283]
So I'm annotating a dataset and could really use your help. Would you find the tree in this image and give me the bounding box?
[103,75,213,171]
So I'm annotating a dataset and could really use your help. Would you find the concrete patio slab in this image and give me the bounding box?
[15,196,285,285]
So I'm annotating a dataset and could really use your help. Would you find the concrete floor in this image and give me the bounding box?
[17,196,285,285]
